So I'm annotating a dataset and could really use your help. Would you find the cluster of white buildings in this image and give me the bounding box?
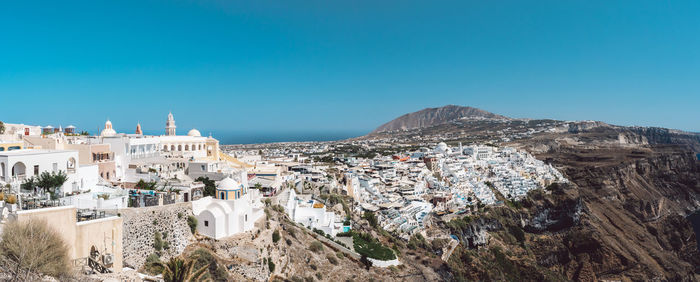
[335,142,567,239]
[0,113,280,273]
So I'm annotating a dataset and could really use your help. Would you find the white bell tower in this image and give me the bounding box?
[165,112,176,136]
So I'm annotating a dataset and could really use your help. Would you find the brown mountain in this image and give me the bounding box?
[371,105,509,133]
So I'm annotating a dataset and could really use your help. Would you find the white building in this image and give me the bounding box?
[284,189,342,237]
[191,184,264,240]
[0,149,98,194]
[101,135,161,180]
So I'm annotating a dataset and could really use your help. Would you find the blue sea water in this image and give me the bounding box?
[215,130,366,145]
[135,129,367,145]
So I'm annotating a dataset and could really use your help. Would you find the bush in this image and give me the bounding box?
[268,258,275,272]
[272,230,281,243]
[309,241,324,253]
[144,253,163,275]
[154,231,164,253]
[353,232,396,260]
[0,219,70,279]
[190,248,229,281]
[287,226,297,238]
[336,231,352,237]
[326,254,338,265]
[187,216,198,234]
[360,255,372,270]
[362,211,378,228]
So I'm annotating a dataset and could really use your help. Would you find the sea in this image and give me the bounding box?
[689,210,700,251]
[136,130,367,145]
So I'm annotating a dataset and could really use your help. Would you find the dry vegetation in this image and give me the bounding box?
[0,219,71,281]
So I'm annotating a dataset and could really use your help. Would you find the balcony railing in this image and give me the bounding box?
[11,174,26,182]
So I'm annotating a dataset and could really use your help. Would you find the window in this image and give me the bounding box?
[245,214,248,222]
[201,165,205,171]
[34,165,39,175]
[204,221,209,227]
[52,163,58,172]
[220,192,225,199]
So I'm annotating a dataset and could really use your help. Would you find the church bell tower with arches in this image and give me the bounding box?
[165,112,176,136]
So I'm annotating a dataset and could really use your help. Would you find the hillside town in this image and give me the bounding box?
[0,113,570,281]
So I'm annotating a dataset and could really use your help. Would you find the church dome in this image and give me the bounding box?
[101,120,117,137]
[100,128,116,137]
[435,142,448,153]
[217,177,242,190]
[187,128,201,137]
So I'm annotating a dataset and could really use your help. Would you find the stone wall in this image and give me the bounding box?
[120,202,194,269]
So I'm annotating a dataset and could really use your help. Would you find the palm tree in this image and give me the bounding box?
[158,256,208,282]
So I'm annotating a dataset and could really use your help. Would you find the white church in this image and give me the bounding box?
[191,177,265,239]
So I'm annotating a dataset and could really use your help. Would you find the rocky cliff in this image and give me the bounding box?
[441,143,700,281]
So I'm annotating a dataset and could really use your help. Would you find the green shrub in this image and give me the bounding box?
[327,254,338,265]
[144,253,163,275]
[309,241,324,253]
[353,232,396,260]
[272,230,281,243]
[268,258,276,272]
[153,232,163,252]
[187,216,198,234]
[362,211,378,228]
[190,248,229,281]
[287,226,297,238]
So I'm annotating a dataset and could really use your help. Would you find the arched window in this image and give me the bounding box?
[185,145,189,151]
[178,145,182,151]
[163,145,168,151]
[11,162,26,177]
[171,145,175,151]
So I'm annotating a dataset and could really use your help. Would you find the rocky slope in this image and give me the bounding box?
[434,126,700,281]
[371,105,509,133]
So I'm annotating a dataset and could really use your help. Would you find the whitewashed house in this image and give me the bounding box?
[191,179,264,239]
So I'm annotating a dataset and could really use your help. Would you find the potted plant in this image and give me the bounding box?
[6,195,17,212]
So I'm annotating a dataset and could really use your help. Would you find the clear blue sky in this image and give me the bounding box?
[1,0,699,135]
